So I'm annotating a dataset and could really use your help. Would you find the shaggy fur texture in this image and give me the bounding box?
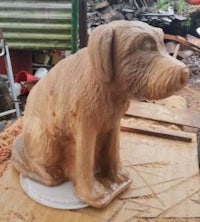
[12,21,189,208]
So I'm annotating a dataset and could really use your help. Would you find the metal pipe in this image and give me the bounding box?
[71,0,78,54]
[0,39,5,56]
[4,43,21,118]
[0,109,17,117]
[79,0,88,48]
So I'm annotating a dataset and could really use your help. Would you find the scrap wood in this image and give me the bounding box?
[120,124,192,142]
[164,34,200,54]
[186,34,200,47]
[173,43,180,58]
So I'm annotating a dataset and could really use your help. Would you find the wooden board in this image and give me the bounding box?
[126,101,200,128]
[0,129,200,221]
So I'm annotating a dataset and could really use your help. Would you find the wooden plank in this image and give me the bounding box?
[120,125,192,143]
[0,120,199,221]
[186,34,200,47]
[164,34,200,54]
[126,101,200,128]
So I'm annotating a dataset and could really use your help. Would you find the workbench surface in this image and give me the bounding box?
[0,129,199,222]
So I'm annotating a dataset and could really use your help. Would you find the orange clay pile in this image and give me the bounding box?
[0,118,22,176]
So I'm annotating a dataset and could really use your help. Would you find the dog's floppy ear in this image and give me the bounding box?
[88,25,113,83]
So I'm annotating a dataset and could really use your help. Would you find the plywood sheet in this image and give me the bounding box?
[0,129,199,221]
[127,101,200,128]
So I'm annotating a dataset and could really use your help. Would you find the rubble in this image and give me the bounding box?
[183,53,200,76]
[0,75,14,120]
[87,0,189,30]
[87,1,200,85]
[164,34,200,77]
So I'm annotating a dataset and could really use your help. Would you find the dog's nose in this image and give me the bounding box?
[180,67,189,85]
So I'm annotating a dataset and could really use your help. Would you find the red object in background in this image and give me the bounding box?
[14,70,38,83]
[14,70,38,95]
[186,0,200,5]
[0,50,32,75]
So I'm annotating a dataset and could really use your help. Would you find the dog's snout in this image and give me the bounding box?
[180,67,189,85]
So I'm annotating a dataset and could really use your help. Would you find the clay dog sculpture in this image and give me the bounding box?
[12,21,189,208]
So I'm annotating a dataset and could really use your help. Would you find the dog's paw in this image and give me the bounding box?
[90,179,109,200]
[108,168,130,184]
[74,179,109,203]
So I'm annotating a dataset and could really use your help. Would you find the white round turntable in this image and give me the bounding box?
[20,175,89,209]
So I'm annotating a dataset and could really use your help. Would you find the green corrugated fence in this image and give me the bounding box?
[0,0,79,52]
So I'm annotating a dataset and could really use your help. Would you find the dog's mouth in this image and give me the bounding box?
[145,63,189,101]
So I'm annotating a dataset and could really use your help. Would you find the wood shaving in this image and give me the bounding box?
[0,118,22,176]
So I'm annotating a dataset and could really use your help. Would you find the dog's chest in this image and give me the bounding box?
[95,100,129,132]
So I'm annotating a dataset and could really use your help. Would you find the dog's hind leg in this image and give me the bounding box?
[12,134,50,184]
[12,116,67,186]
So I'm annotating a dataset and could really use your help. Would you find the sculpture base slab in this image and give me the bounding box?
[20,174,89,209]
[84,178,132,208]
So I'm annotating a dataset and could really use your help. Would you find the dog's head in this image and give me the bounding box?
[88,21,189,100]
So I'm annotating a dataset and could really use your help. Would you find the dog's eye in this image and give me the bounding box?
[140,39,157,51]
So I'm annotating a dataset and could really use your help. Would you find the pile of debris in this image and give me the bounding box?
[183,52,200,76]
[87,1,200,80]
[87,0,188,31]
[163,33,200,84]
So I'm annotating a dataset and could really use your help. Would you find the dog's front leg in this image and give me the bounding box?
[73,118,110,207]
[102,124,130,184]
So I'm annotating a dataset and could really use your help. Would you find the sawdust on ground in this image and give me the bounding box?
[176,85,200,112]
[0,118,22,176]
